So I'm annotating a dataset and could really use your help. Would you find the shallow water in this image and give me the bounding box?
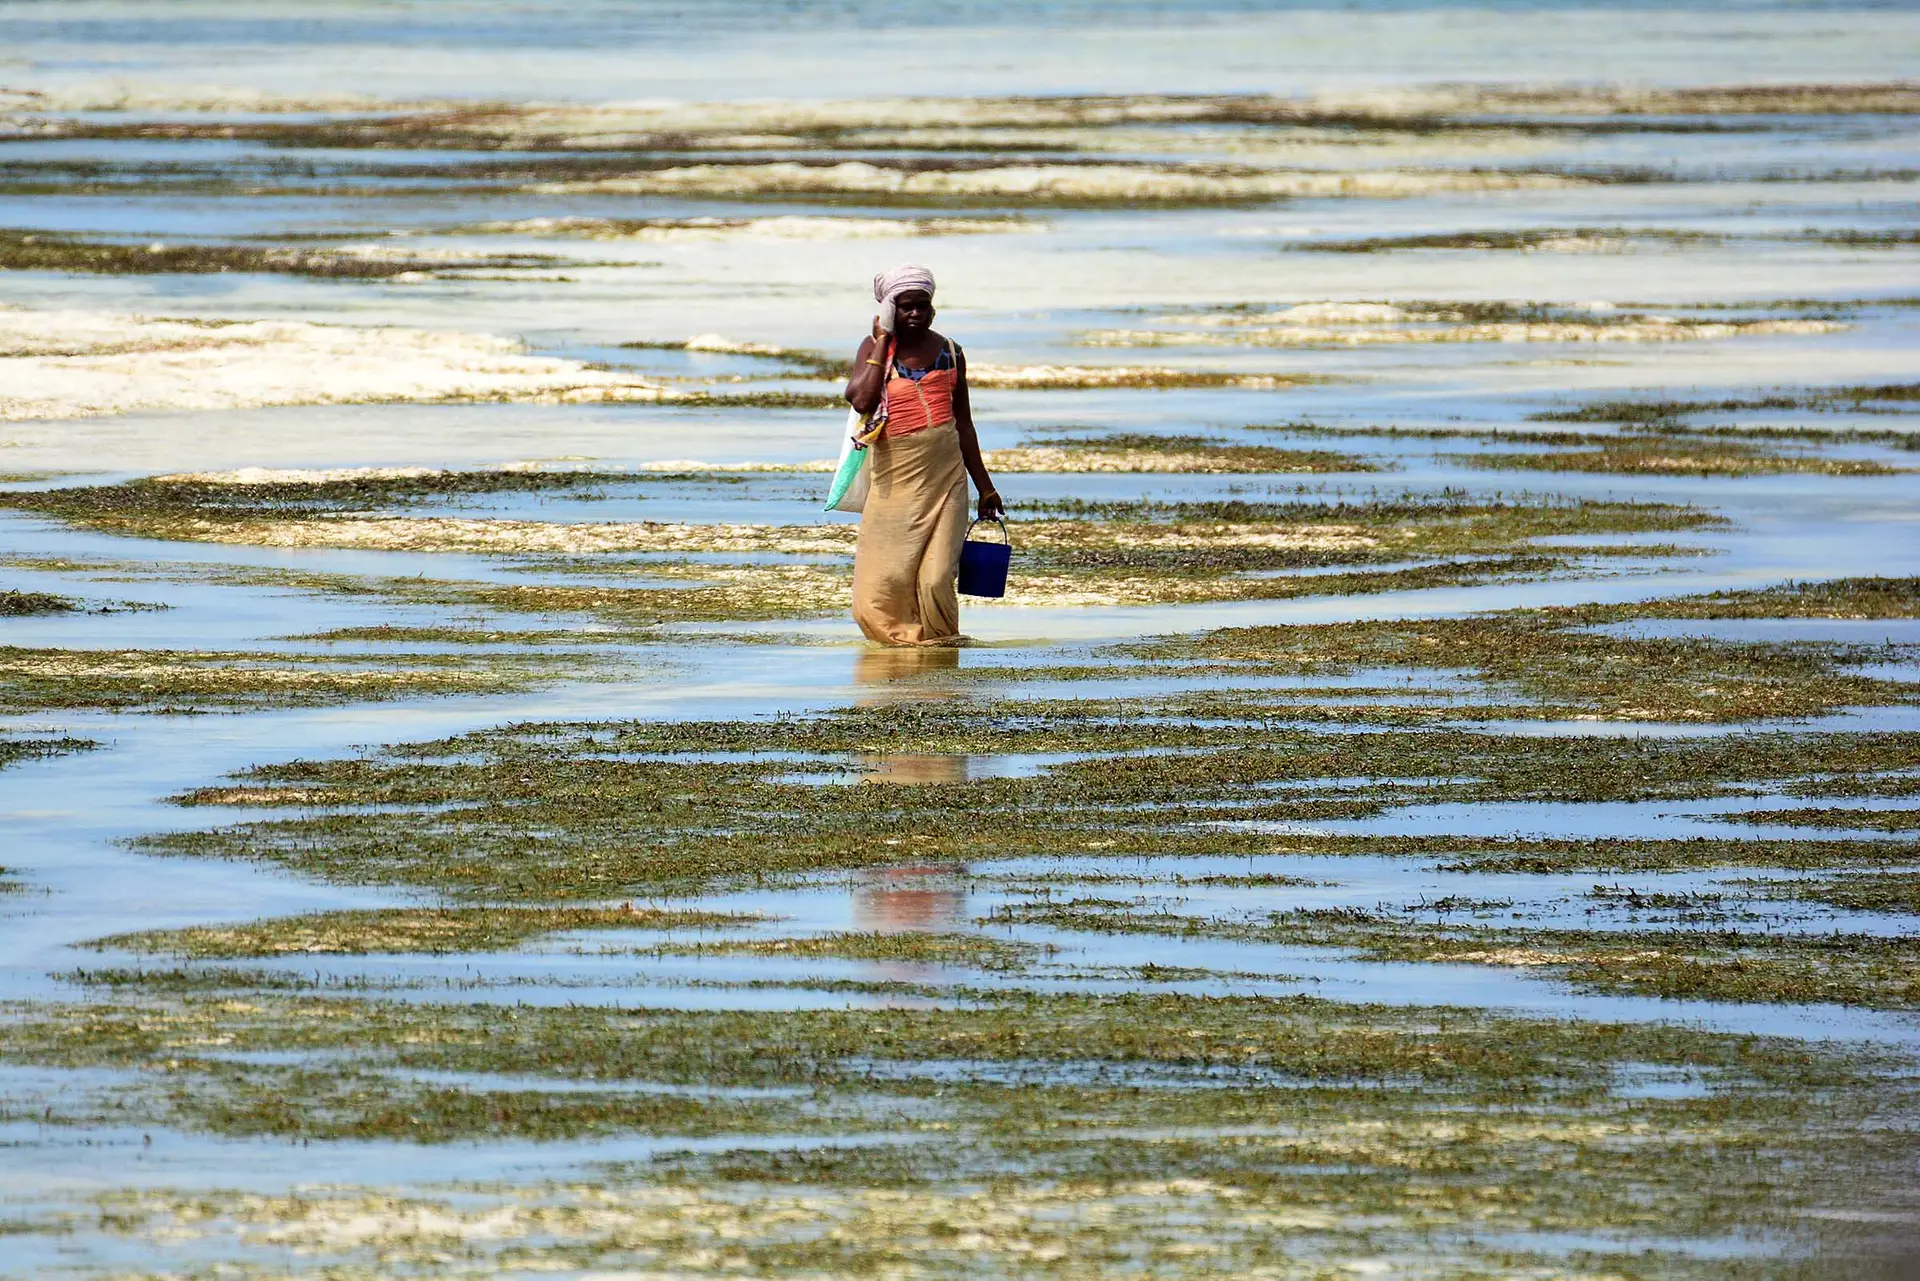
[4,2,1920,1273]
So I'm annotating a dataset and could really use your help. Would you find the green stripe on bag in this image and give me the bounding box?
[824,441,868,512]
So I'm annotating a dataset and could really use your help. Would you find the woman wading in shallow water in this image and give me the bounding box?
[844,265,1004,646]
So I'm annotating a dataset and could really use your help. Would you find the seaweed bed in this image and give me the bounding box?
[5,68,1920,1279]
[0,588,77,615]
[0,733,93,770]
[10,560,1908,1270]
[0,228,573,278]
[1,379,1917,1276]
[0,474,1721,620]
[0,644,569,712]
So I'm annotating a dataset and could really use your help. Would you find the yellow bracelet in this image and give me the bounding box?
[864,358,883,366]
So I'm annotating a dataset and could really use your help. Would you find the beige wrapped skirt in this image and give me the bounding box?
[852,420,968,646]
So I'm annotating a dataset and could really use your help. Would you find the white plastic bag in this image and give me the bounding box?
[824,407,873,513]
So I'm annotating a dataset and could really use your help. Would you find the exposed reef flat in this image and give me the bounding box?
[529,161,1585,204]
[0,473,1717,611]
[1082,301,1851,349]
[468,214,1045,240]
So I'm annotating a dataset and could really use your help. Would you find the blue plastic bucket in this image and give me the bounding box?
[957,518,1011,598]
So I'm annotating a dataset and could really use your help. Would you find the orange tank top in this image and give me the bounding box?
[882,340,958,437]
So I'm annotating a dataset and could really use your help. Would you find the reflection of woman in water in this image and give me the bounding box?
[844,265,1004,646]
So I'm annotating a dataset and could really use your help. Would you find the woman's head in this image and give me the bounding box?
[891,288,934,334]
[874,264,936,333]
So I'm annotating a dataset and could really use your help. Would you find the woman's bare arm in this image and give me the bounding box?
[844,321,890,416]
[952,347,1004,520]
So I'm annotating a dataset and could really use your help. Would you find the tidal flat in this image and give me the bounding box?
[3,3,1920,1276]
[0,474,1723,615]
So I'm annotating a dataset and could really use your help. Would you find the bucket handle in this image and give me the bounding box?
[965,517,1011,550]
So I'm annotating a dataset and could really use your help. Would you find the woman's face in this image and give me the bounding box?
[893,289,934,334]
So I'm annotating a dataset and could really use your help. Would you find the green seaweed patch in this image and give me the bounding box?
[621,338,846,379]
[0,734,96,770]
[1405,834,1920,875]
[1556,576,1920,622]
[190,1068,854,1143]
[997,493,1718,599]
[986,870,1324,891]
[0,590,76,616]
[58,967,322,993]
[1286,225,1918,254]
[0,468,651,535]
[340,544,1568,613]
[1738,871,1920,915]
[1258,420,1614,446]
[130,698,1920,898]
[108,558,848,627]
[630,930,1040,971]
[1533,384,1920,425]
[1718,806,1920,833]
[1335,919,1920,1009]
[1579,885,1753,925]
[1042,552,1575,603]
[283,623,654,645]
[1672,423,1920,450]
[69,1080,1920,1279]
[19,522,849,627]
[65,1052,862,1143]
[0,588,164,617]
[1031,492,1722,537]
[0,229,572,279]
[1292,227,1722,253]
[378,567,848,625]
[1115,610,1911,722]
[1452,437,1902,477]
[12,986,1889,1088]
[1817,228,1920,246]
[1785,771,1920,799]
[0,645,559,713]
[21,94,1800,156]
[682,389,849,409]
[1261,418,1920,454]
[5,480,1719,615]
[4,932,1914,1265]
[7,985,1909,1198]
[988,433,1377,474]
[995,898,1920,1009]
[93,905,757,958]
[1091,297,1856,346]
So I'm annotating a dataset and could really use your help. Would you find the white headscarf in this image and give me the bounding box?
[873,264,936,305]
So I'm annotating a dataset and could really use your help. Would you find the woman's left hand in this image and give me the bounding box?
[977,489,1005,521]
